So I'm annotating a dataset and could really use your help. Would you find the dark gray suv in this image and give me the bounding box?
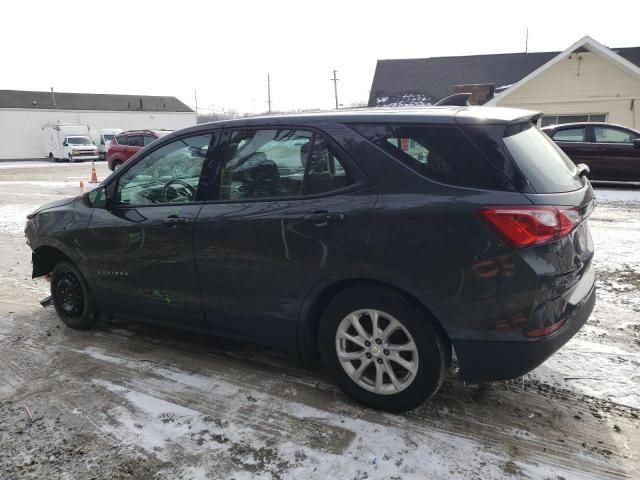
[25,107,596,411]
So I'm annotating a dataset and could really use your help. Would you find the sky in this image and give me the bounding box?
[2,0,638,114]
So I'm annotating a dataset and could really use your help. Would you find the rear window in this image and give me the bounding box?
[503,123,583,193]
[352,124,512,190]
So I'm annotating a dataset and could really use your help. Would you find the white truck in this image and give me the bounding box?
[42,124,99,162]
[93,128,123,160]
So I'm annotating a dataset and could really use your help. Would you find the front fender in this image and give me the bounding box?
[25,197,93,277]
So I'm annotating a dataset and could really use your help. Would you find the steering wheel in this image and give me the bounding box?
[160,179,196,203]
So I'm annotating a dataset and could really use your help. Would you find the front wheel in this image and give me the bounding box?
[51,261,99,329]
[111,160,123,171]
[319,286,449,411]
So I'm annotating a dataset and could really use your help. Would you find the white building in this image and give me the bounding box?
[0,90,197,159]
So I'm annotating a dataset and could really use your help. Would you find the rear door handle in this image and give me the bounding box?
[163,215,191,226]
[303,211,345,226]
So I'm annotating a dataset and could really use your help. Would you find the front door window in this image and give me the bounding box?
[115,134,212,205]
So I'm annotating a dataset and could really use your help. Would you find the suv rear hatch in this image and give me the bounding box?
[457,108,596,340]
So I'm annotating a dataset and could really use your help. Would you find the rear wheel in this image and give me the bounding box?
[319,286,448,411]
[51,261,99,329]
[49,153,57,163]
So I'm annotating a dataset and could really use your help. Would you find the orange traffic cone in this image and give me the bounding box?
[90,161,98,183]
[80,180,85,193]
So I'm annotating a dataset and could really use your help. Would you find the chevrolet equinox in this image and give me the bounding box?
[25,107,596,411]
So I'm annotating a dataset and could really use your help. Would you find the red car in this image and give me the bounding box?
[107,129,172,170]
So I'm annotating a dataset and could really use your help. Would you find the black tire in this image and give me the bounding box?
[49,153,58,163]
[51,261,99,330]
[319,286,448,411]
[111,160,122,171]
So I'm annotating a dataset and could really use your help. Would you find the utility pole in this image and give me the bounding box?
[525,28,529,54]
[194,88,199,120]
[330,70,340,110]
[267,74,272,113]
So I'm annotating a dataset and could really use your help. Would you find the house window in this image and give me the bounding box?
[541,113,607,127]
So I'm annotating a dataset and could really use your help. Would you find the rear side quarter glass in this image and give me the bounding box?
[350,124,514,191]
[503,123,583,193]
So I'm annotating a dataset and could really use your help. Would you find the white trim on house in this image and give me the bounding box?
[486,36,640,106]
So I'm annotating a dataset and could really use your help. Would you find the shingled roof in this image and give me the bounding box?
[368,46,640,107]
[0,90,193,112]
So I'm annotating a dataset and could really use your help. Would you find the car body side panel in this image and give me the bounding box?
[87,203,208,333]
[317,127,544,344]
[25,197,93,279]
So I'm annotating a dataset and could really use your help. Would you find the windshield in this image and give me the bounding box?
[103,134,115,143]
[67,136,92,145]
[503,123,583,193]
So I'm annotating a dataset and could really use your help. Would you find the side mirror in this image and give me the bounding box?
[63,141,68,146]
[633,138,640,149]
[86,185,108,208]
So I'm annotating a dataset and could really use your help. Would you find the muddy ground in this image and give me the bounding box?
[0,161,638,479]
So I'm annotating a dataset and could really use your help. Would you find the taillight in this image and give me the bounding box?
[477,206,583,248]
[525,319,566,338]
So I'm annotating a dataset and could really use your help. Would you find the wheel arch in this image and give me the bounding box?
[298,277,452,363]
[32,245,74,278]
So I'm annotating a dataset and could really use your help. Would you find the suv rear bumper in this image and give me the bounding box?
[453,281,596,381]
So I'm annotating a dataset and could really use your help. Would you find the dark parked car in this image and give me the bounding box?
[107,129,172,171]
[25,107,596,411]
[542,122,640,182]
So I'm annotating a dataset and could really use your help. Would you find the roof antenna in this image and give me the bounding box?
[525,28,529,54]
[50,87,56,106]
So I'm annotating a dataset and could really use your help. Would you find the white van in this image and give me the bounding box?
[94,128,123,160]
[42,124,99,162]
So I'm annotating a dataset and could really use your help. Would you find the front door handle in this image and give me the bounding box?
[163,215,191,226]
[303,211,345,226]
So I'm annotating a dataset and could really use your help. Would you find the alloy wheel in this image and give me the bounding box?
[335,309,419,395]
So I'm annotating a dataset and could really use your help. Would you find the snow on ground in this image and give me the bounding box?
[1,163,639,479]
[527,186,640,409]
[82,347,566,480]
[594,188,640,203]
[0,160,83,169]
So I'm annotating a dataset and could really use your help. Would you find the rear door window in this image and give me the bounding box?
[351,124,511,190]
[217,129,355,200]
[143,135,157,146]
[128,135,143,147]
[552,128,586,142]
[503,123,583,193]
[593,127,635,144]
